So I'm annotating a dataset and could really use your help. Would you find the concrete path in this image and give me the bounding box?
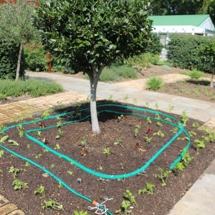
[0,71,215,215]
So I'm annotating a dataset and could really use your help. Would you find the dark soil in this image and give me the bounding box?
[158,79,215,102]
[0,101,215,215]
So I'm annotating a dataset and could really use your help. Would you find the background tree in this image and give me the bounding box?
[34,0,152,134]
[0,0,39,80]
[149,0,215,24]
[199,40,215,87]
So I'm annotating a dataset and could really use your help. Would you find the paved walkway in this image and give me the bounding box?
[0,71,215,215]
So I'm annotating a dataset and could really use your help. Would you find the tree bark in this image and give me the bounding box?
[88,66,104,134]
[16,43,23,81]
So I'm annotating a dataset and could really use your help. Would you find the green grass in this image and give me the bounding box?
[0,79,63,98]
[99,65,137,82]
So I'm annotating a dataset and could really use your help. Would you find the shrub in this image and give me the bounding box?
[99,65,137,82]
[145,33,163,55]
[24,42,47,72]
[0,79,63,97]
[146,77,164,91]
[167,34,215,72]
[188,69,204,80]
[161,65,170,71]
[126,53,159,68]
[0,41,25,79]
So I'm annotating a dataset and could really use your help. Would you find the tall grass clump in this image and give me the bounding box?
[188,69,204,80]
[99,65,137,82]
[146,77,164,91]
[0,79,63,98]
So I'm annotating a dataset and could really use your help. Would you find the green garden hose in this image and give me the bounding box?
[0,104,190,215]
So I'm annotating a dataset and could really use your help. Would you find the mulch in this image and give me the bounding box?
[0,100,215,215]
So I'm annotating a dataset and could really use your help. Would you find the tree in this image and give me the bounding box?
[149,0,215,24]
[0,0,39,80]
[199,40,215,88]
[33,0,152,134]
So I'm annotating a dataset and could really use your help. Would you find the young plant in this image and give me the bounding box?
[181,111,188,125]
[154,168,171,187]
[103,147,111,155]
[8,139,19,146]
[67,170,73,175]
[123,189,137,206]
[146,117,152,124]
[114,137,123,148]
[146,77,164,91]
[9,166,26,179]
[0,135,9,143]
[73,210,89,215]
[42,199,63,210]
[156,122,162,127]
[27,144,31,149]
[145,136,152,143]
[34,185,45,196]
[115,200,132,215]
[42,109,52,118]
[138,182,155,195]
[153,130,164,137]
[79,136,87,147]
[17,124,24,138]
[0,150,4,158]
[168,105,174,113]
[35,153,42,159]
[12,179,28,190]
[54,143,60,150]
[134,122,141,137]
[194,139,205,154]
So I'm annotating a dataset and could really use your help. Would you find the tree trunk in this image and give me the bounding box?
[88,66,103,134]
[210,67,215,88]
[15,43,23,81]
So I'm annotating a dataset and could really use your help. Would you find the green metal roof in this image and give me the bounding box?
[148,15,210,27]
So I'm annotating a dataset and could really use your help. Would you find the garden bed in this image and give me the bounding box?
[0,101,215,215]
[158,79,215,102]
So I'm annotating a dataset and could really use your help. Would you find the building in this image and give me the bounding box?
[149,14,215,46]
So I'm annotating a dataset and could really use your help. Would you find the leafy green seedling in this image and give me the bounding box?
[168,105,174,113]
[35,153,42,159]
[58,183,63,188]
[9,166,26,179]
[134,122,141,137]
[73,210,89,215]
[37,131,41,136]
[153,130,164,137]
[12,179,28,190]
[25,162,30,167]
[67,170,73,175]
[103,147,111,155]
[156,122,162,127]
[114,137,123,148]
[54,144,60,150]
[192,122,200,128]
[124,189,137,206]
[79,136,87,146]
[42,199,63,210]
[0,150,4,158]
[181,111,188,125]
[27,144,31,149]
[194,139,205,154]
[154,168,171,186]
[138,182,155,195]
[0,135,8,143]
[34,185,45,196]
[188,131,197,137]
[42,109,52,118]
[115,200,131,214]
[145,137,152,143]
[146,117,152,124]
[8,139,19,146]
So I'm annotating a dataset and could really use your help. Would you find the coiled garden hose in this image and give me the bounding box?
[0,104,190,215]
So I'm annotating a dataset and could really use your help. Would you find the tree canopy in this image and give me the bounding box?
[34,0,153,134]
[149,0,215,24]
[0,0,39,80]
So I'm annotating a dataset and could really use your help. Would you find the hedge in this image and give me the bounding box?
[145,33,163,55]
[167,34,215,73]
[0,41,25,79]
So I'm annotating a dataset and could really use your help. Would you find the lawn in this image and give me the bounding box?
[0,100,215,215]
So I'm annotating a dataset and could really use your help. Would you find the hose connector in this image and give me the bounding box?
[88,198,113,215]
